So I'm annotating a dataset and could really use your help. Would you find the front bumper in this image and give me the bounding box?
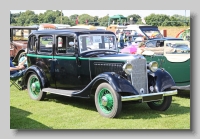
[121,90,177,102]
[171,85,190,91]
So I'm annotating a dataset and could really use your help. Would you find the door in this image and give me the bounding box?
[53,35,81,89]
[163,41,190,85]
[36,34,56,88]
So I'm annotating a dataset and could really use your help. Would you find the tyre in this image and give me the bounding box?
[18,52,26,63]
[27,73,46,101]
[95,83,122,118]
[147,96,172,111]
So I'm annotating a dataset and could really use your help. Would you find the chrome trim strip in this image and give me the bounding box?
[121,90,178,102]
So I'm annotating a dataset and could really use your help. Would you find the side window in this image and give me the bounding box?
[29,35,37,53]
[56,36,66,54]
[56,36,75,55]
[38,35,53,54]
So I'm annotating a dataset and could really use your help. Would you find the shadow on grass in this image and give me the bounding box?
[10,106,51,129]
[177,90,190,99]
[119,102,190,119]
[43,94,190,120]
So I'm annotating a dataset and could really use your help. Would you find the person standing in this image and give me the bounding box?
[136,42,146,54]
[118,32,125,48]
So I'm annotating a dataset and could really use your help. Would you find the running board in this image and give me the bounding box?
[42,88,80,97]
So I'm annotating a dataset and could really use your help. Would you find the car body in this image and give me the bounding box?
[20,29,178,118]
[143,40,190,91]
[10,26,38,64]
[123,25,183,46]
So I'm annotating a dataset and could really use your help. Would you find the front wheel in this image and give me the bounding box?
[147,96,172,111]
[27,73,46,101]
[95,83,122,118]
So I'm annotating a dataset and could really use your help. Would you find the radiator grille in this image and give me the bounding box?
[94,63,123,76]
[130,58,148,94]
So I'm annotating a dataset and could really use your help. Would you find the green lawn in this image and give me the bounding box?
[10,86,190,129]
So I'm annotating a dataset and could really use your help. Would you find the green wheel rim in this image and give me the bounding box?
[98,88,114,114]
[29,75,41,98]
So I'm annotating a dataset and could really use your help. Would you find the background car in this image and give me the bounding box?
[10,26,38,65]
[144,40,190,91]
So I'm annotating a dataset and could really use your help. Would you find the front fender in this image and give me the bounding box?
[73,72,138,98]
[150,69,176,92]
[21,65,49,89]
[92,72,138,95]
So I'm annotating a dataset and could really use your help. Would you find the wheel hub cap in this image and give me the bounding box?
[101,96,108,106]
[31,83,36,91]
[101,94,113,107]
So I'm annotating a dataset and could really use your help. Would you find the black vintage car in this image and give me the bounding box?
[20,28,178,118]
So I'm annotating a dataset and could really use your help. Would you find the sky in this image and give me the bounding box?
[10,10,190,18]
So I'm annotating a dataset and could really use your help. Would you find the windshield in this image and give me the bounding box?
[143,30,163,39]
[123,29,144,36]
[79,34,117,53]
[139,27,163,39]
[165,41,190,54]
[12,29,37,41]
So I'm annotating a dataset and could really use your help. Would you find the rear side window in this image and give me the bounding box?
[38,35,53,54]
[56,36,75,55]
[29,35,37,53]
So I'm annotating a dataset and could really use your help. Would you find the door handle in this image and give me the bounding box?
[48,59,57,61]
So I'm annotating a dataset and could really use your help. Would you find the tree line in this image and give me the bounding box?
[10,10,190,27]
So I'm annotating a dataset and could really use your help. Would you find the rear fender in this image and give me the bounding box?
[22,65,49,89]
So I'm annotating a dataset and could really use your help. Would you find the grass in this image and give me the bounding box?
[10,86,190,129]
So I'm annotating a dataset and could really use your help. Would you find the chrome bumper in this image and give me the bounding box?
[121,90,177,102]
[171,85,190,91]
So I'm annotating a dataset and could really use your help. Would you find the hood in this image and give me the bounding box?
[80,50,145,61]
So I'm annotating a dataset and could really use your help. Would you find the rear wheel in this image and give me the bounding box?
[18,52,26,63]
[147,96,172,111]
[95,83,122,118]
[27,73,46,101]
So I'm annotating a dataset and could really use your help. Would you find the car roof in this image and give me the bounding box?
[10,26,39,29]
[30,28,115,35]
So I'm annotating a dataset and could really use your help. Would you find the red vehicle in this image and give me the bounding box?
[10,26,38,64]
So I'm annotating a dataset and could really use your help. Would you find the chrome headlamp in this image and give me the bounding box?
[123,63,133,75]
[148,61,158,72]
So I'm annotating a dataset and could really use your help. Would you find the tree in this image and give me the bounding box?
[77,14,94,24]
[127,14,141,24]
[169,16,184,26]
[69,14,79,25]
[98,15,109,26]
[145,14,170,26]
[15,10,38,26]
[55,16,71,25]
[93,16,99,22]
[171,14,190,26]
[136,18,145,25]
